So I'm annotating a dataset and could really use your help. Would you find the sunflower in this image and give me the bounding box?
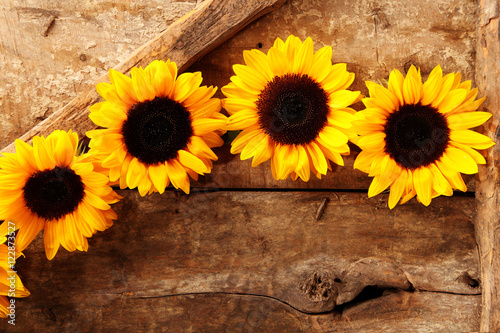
[0,130,121,259]
[352,65,494,208]
[87,60,227,195]
[222,35,360,181]
[0,244,30,318]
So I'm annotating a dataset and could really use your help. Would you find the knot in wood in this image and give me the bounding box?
[299,271,335,302]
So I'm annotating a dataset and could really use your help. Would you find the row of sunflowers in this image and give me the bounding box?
[0,35,494,318]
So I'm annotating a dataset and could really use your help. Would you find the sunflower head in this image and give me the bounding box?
[222,35,361,181]
[87,60,227,195]
[353,65,494,208]
[0,130,121,259]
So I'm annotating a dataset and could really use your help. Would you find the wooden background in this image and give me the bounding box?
[0,0,497,331]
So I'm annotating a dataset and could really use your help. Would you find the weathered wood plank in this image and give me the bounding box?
[474,0,500,331]
[0,0,287,154]
[0,0,199,150]
[1,191,480,331]
[2,292,480,332]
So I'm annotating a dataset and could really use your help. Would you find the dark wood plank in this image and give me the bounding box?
[1,191,480,331]
[474,0,500,330]
[2,291,480,332]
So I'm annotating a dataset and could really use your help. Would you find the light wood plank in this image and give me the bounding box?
[475,0,500,331]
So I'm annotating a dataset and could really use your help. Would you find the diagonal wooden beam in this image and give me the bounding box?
[1,0,287,154]
[474,0,500,331]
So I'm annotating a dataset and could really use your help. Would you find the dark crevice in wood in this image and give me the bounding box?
[128,291,325,315]
[336,286,398,313]
[416,289,481,296]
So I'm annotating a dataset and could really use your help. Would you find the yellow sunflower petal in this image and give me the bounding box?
[441,146,478,174]
[306,142,328,175]
[436,160,467,192]
[429,163,453,196]
[309,46,333,83]
[293,36,314,74]
[318,126,349,147]
[450,130,495,149]
[387,69,405,106]
[15,215,43,252]
[413,167,432,206]
[243,49,274,81]
[137,176,153,196]
[267,47,288,77]
[174,72,203,102]
[126,157,147,189]
[430,73,455,107]
[368,155,401,197]
[131,67,156,102]
[192,117,227,136]
[188,136,218,160]
[329,90,361,109]
[148,163,169,194]
[421,65,443,106]
[232,64,267,91]
[33,136,56,171]
[251,136,274,167]
[281,145,299,179]
[357,132,386,151]
[437,89,467,114]
[240,132,269,160]
[294,145,311,182]
[166,159,190,194]
[177,150,208,174]
[450,141,486,164]
[317,141,344,166]
[402,70,422,105]
[328,109,355,129]
[226,110,260,131]
[109,69,137,105]
[388,169,408,209]
[447,111,492,130]
[223,98,257,116]
[230,127,262,154]
[366,81,399,111]
[84,190,111,210]
[44,222,60,260]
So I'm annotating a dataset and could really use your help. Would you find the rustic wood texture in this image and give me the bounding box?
[1,191,481,331]
[0,0,199,150]
[475,0,500,331]
[0,0,287,154]
[0,0,488,331]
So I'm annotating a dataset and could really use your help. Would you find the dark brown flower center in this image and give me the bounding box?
[121,96,193,165]
[256,74,329,145]
[384,103,450,169]
[23,166,85,221]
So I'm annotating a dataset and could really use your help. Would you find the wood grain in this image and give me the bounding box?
[0,191,480,331]
[475,0,500,331]
[0,0,287,154]
[1,292,480,332]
